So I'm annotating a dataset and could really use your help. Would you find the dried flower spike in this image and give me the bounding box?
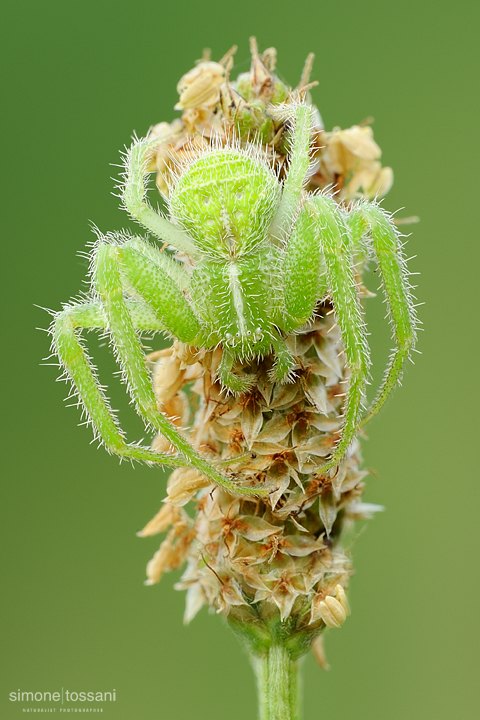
[49,39,419,720]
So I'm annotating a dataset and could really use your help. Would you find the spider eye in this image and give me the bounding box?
[203,197,210,206]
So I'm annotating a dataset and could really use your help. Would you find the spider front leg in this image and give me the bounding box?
[53,300,192,468]
[279,204,328,331]
[217,346,257,394]
[347,201,418,425]
[121,137,201,258]
[304,195,371,476]
[53,235,269,497]
[269,102,312,242]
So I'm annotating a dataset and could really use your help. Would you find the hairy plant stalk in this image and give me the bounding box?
[252,645,300,720]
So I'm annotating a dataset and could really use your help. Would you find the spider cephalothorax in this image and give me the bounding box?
[167,144,284,362]
[52,101,417,498]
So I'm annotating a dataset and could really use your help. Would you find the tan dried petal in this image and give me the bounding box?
[150,432,174,454]
[218,578,249,614]
[181,107,224,137]
[175,61,225,110]
[168,528,196,569]
[339,125,381,159]
[331,462,348,499]
[256,370,274,405]
[335,584,351,617]
[268,382,300,409]
[153,354,185,406]
[173,341,203,367]
[241,397,263,449]
[311,634,330,670]
[230,537,262,566]
[346,501,384,519]
[209,421,233,444]
[274,488,315,519]
[215,404,243,424]
[327,125,381,175]
[319,493,338,537]
[183,582,206,624]
[266,460,291,510]
[287,465,304,491]
[235,515,280,542]
[374,166,394,197]
[255,413,292,444]
[163,390,190,428]
[145,532,174,585]
[303,373,329,414]
[310,593,325,624]
[271,586,298,621]
[166,468,211,507]
[241,566,271,592]
[183,362,204,382]
[297,434,331,457]
[313,334,343,379]
[286,332,314,356]
[137,503,183,537]
[279,535,325,557]
[289,515,309,532]
[320,596,347,628]
[340,468,369,494]
[147,121,172,142]
[250,441,287,456]
[345,163,393,200]
[309,415,340,433]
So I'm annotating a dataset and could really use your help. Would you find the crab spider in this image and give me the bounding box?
[52,102,417,496]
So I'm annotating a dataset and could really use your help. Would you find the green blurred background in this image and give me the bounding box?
[1,0,479,717]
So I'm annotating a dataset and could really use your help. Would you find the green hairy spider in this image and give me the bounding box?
[51,101,417,497]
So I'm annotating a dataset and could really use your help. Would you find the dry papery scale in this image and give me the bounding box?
[133,40,417,720]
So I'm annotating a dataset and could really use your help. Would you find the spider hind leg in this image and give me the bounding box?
[304,195,370,477]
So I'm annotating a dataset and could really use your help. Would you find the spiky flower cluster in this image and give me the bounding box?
[129,40,402,667]
[145,38,393,202]
[45,39,416,716]
[139,314,382,665]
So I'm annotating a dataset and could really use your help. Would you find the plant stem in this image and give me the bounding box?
[251,644,301,720]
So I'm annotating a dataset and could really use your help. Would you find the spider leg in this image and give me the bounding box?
[305,195,370,476]
[349,201,418,425]
[117,235,203,344]
[217,347,256,394]
[53,301,190,468]
[121,136,201,258]
[269,333,295,382]
[53,237,269,497]
[269,102,312,242]
[279,205,328,332]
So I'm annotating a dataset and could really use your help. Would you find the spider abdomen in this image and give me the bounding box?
[168,149,280,258]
